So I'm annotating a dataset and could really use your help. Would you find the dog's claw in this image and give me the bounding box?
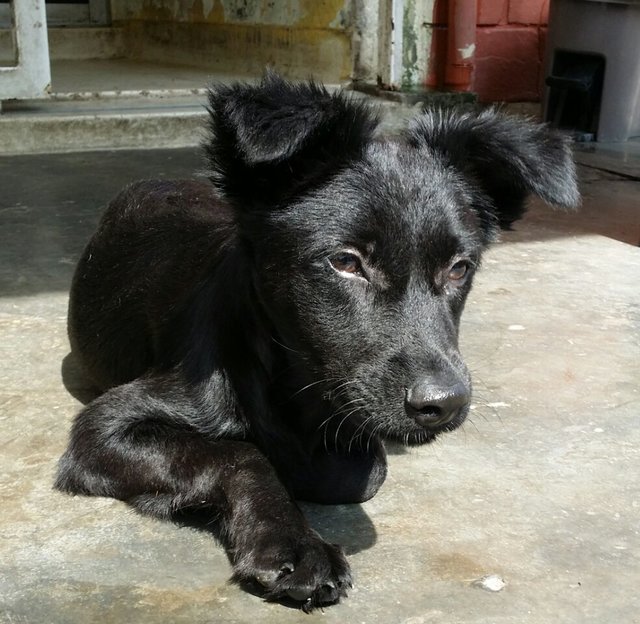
[301,597,315,614]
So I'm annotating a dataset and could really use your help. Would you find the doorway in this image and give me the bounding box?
[0,1,110,27]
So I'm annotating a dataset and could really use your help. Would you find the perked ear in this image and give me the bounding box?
[408,108,580,229]
[205,71,379,206]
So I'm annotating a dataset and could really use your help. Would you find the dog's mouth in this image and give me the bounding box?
[324,394,470,449]
[388,402,470,446]
[318,372,471,449]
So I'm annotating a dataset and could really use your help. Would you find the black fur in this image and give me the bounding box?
[55,73,579,611]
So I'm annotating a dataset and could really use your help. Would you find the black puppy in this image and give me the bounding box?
[56,73,579,610]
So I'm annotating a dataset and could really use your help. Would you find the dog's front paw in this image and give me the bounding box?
[233,529,352,611]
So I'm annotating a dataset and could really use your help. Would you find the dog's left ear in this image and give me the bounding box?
[205,71,379,206]
[408,108,580,229]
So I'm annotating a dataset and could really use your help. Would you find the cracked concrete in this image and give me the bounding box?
[0,146,638,623]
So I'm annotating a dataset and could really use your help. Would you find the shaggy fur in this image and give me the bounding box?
[55,73,579,610]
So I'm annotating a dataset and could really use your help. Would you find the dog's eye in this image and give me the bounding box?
[448,260,468,282]
[330,252,364,277]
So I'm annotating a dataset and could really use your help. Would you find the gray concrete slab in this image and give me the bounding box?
[575,139,640,180]
[0,149,639,624]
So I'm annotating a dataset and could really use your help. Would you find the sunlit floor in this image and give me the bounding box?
[0,144,638,623]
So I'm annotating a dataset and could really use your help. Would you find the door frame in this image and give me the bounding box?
[0,0,51,104]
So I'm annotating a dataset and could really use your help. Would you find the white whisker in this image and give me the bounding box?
[271,335,301,354]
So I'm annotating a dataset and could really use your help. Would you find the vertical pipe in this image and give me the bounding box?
[390,0,405,87]
[445,0,477,91]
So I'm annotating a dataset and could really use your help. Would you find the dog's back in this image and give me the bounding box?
[68,178,235,389]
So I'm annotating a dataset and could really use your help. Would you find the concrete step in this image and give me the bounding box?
[0,90,210,155]
[0,59,478,155]
[0,89,442,155]
[0,59,231,155]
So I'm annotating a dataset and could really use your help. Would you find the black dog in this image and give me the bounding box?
[56,73,579,610]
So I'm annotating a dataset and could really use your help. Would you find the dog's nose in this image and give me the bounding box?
[405,379,470,428]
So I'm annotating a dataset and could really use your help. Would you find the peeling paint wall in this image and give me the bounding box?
[400,0,435,89]
[111,0,350,28]
[109,0,354,83]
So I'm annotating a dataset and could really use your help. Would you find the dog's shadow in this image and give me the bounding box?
[174,497,376,558]
[301,501,377,555]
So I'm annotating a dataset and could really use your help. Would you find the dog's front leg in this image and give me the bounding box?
[222,447,352,608]
[55,378,351,610]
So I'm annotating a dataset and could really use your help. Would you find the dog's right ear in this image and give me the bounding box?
[205,72,379,206]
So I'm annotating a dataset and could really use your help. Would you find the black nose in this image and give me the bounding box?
[405,378,470,429]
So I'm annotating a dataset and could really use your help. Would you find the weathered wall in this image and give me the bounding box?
[101,0,546,100]
[109,0,354,83]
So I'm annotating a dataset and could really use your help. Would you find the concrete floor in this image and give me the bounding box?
[0,145,639,623]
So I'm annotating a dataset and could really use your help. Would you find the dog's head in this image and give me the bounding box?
[206,73,579,445]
